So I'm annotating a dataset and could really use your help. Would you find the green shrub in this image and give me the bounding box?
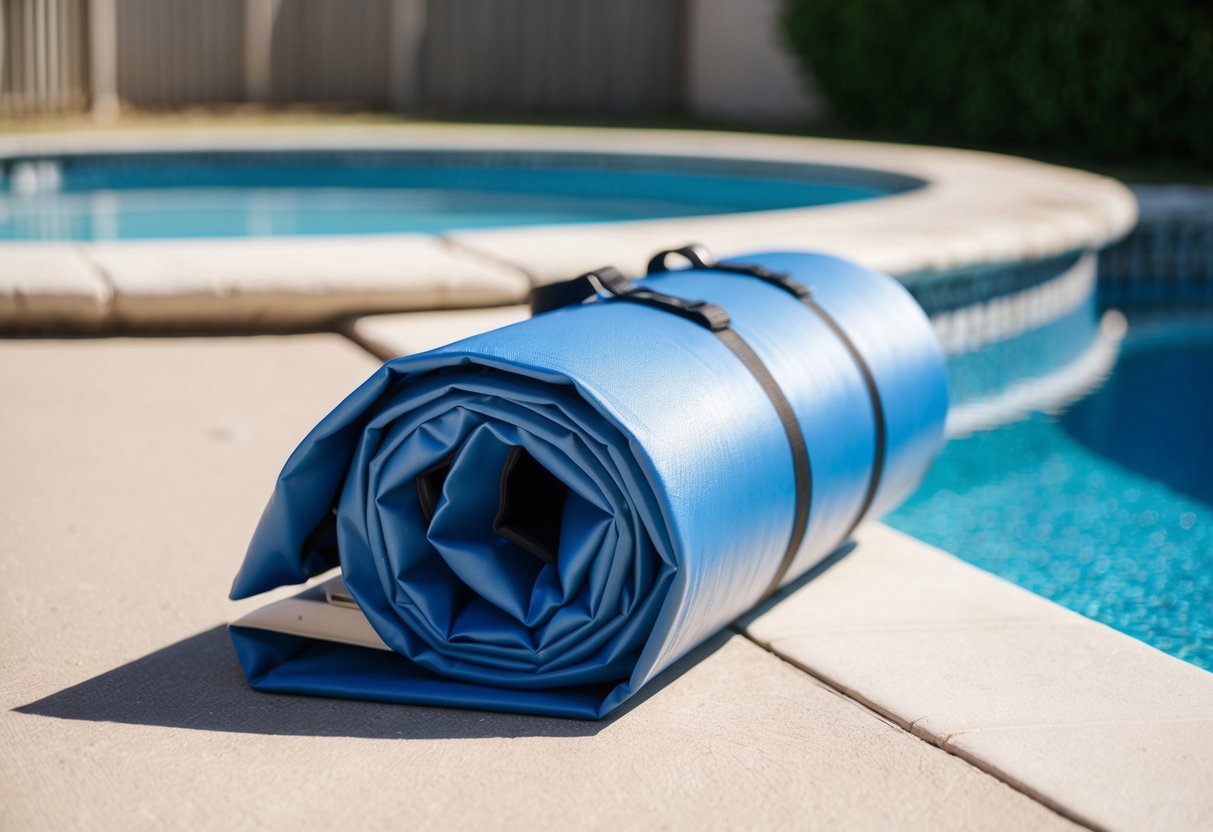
[781,0,1213,167]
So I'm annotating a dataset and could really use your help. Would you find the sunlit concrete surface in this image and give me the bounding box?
[0,336,1079,831]
[349,304,530,359]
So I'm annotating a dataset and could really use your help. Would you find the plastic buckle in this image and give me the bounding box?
[530,264,732,332]
[583,267,731,332]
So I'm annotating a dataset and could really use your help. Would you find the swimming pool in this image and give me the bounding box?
[0,150,899,241]
[888,303,1213,670]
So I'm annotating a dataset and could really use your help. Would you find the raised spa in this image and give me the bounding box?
[0,149,916,241]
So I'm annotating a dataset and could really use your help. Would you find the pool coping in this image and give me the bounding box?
[0,124,1136,331]
[742,522,1213,832]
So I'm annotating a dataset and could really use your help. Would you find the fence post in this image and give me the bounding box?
[244,0,278,103]
[89,0,119,122]
[388,0,426,112]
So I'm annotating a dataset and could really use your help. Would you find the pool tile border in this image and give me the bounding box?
[930,253,1097,356]
[1099,185,1213,307]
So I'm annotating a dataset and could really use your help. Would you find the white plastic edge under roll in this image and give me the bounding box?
[233,577,391,652]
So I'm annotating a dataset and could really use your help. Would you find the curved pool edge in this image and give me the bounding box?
[0,125,1136,332]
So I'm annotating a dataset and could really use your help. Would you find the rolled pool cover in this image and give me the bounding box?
[229,249,948,719]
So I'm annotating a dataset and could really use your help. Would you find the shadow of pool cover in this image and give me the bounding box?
[14,544,853,738]
[15,627,730,740]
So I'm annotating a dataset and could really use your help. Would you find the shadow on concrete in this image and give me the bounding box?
[15,540,856,740]
[14,625,731,740]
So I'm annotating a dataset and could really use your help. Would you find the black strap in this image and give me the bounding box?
[715,327,811,597]
[529,263,811,600]
[649,245,888,547]
[529,274,604,316]
[802,294,887,542]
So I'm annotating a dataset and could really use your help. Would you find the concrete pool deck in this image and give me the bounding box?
[2,126,1210,830]
[2,331,1209,831]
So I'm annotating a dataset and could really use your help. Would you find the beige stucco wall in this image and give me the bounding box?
[685,0,824,123]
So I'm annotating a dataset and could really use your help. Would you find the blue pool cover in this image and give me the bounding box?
[229,251,948,718]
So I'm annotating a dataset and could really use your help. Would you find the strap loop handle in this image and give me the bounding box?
[647,244,814,302]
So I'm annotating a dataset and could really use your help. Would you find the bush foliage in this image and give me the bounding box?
[781,0,1213,167]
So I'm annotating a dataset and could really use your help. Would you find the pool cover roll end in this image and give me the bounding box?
[229,250,948,719]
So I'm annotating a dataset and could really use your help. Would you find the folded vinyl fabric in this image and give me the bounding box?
[229,250,948,719]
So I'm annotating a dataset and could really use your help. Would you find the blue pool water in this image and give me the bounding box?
[888,310,1213,669]
[0,151,900,241]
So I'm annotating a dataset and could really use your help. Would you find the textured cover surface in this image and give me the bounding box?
[229,251,948,717]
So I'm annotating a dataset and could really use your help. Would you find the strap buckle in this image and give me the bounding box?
[529,265,731,332]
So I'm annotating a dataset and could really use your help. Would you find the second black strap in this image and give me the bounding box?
[713,328,812,600]
[650,246,889,546]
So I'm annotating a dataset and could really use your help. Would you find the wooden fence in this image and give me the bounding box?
[0,0,91,116]
[0,0,686,118]
[115,0,245,106]
[421,0,683,115]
